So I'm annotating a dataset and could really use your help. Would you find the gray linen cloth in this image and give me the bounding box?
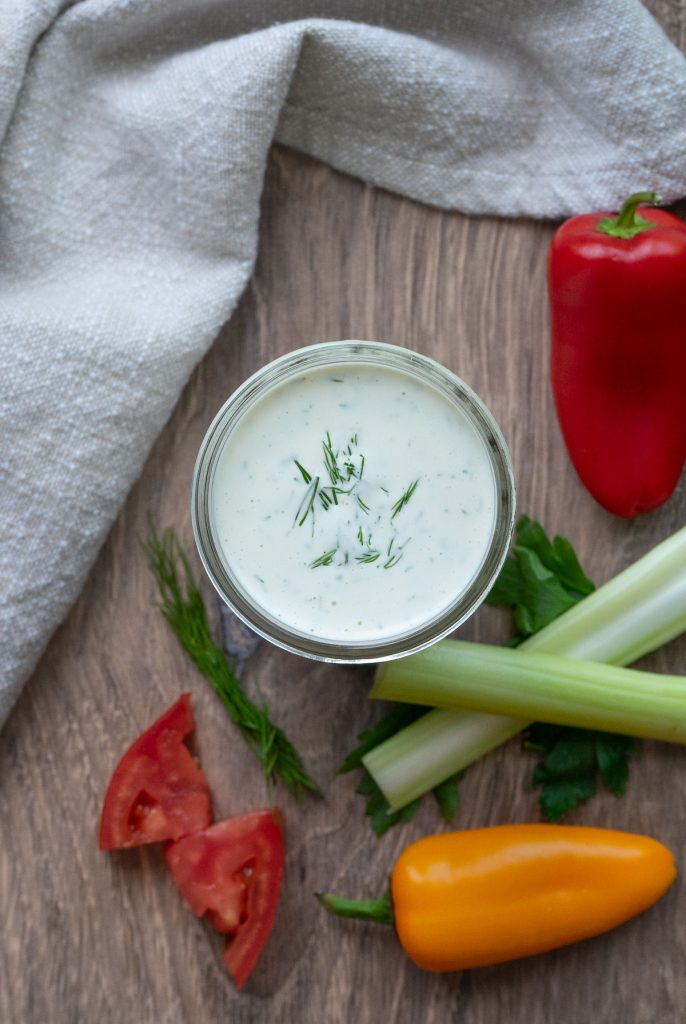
[2,0,686,728]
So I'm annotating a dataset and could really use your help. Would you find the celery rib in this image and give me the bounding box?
[371,641,686,744]
[364,526,686,810]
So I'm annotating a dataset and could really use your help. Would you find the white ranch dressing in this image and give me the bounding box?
[211,363,497,643]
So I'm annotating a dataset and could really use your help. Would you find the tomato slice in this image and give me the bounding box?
[165,809,284,989]
[99,693,212,850]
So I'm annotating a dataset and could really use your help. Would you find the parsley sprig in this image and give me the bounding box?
[339,705,463,836]
[486,515,633,821]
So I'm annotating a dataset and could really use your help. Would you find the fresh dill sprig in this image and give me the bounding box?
[294,433,415,569]
[323,431,343,485]
[311,548,337,568]
[294,460,312,484]
[383,537,402,569]
[295,476,320,527]
[143,520,322,800]
[356,550,381,564]
[391,479,419,520]
[323,431,365,485]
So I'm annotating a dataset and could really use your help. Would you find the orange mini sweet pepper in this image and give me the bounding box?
[318,824,676,972]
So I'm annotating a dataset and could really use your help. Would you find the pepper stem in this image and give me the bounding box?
[316,890,394,926]
[597,190,662,240]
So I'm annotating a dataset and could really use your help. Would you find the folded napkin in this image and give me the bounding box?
[2,0,685,728]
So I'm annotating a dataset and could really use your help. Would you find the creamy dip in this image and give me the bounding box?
[211,363,497,643]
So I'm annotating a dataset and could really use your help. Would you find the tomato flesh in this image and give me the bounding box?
[166,809,284,989]
[99,693,212,850]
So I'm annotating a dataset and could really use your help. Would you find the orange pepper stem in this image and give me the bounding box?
[596,190,662,239]
[316,890,393,926]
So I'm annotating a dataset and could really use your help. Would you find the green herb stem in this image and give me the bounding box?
[356,550,380,564]
[295,476,320,527]
[294,460,312,484]
[311,548,337,568]
[391,480,419,520]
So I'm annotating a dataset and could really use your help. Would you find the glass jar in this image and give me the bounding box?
[192,340,515,663]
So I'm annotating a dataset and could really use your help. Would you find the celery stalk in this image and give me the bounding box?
[361,708,527,810]
[364,526,686,810]
[371,641,686,743]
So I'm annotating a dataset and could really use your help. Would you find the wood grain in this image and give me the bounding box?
[3,7,686,1020]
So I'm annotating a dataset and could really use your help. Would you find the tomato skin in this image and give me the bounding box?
[99,693,212,850]
[166,809,284,989]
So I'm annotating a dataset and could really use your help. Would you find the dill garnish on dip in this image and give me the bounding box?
[209,357,502,646]
[293,429,418,570]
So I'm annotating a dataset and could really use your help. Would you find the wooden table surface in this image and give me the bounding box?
[3,8,686,1020]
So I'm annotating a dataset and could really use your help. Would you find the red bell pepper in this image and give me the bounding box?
[548,191,686,518]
